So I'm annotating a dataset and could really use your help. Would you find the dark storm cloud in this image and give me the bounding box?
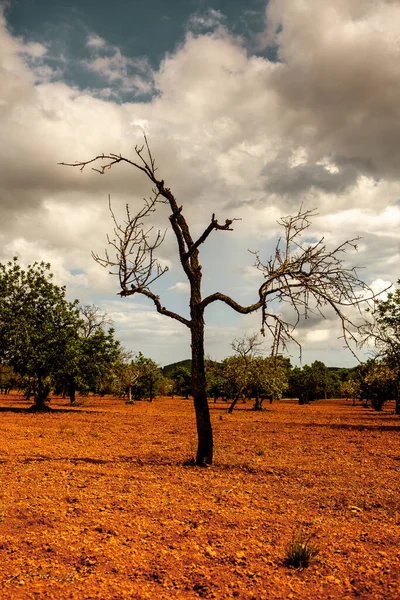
[262,157,360,197]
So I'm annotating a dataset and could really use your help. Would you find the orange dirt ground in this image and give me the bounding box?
[0,394,398,599]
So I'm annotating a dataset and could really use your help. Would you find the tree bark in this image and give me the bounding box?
[34,378,50,411]
[253,393,264,410]
[191,285,213,466]
[228,396,239,413]
[69,378,76,404]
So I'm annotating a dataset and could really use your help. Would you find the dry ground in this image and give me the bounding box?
[0,394,398,599]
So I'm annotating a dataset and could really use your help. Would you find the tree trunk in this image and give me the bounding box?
[127,385,132,403]
[191,292,213,466]
[253,390,262,411]
[34,378,50,411]
[253,399,262,410]
[395,384,400,415]
[228,396,239,413]
[69,378,76,404]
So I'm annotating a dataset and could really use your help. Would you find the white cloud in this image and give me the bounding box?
[187,8,226,33]
[168,282,190,294]
[262,0,400,178]
[0,3,399,365]
[21,41,47,58]
[83,35,154,96]
[86,34,106,49]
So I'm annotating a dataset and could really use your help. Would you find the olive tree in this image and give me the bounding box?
[62,138,374,465]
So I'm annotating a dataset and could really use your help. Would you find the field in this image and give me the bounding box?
[0,395,399,599]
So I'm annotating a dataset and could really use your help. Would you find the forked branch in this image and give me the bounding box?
[89,195,190,328]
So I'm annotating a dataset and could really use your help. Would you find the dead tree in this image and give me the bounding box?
[79,304,113,338]
[61,137,374,466]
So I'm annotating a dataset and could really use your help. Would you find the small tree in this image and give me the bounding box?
[52,305,120,402]
[288,361,340,403]
[363,360,397,411]
[76,328,120,397]
[225,333,264,413]
[223,355,251,413]
[170,365,192,399]
[340,379,361,405]
[62,138,374,465]
[250,356,289,410]
[363,283,400,414]
[131,353,161,401]
[112,350,141,401]
[158,374,175,397]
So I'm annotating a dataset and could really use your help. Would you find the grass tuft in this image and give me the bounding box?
[285,529,320,568]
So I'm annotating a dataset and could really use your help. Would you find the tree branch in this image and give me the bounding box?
[183,214,240,262]
[202,208,378,357]
[92,195,168,294]
[119,287,191,328]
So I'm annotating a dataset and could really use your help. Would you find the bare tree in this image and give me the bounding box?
[79,304,113,338]
[61,137,374,466]
[227,332,264,413]
[231,332,264,360]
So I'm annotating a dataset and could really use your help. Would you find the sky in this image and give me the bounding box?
[1,0,399,367]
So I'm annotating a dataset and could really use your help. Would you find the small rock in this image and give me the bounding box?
[205,546,217,558]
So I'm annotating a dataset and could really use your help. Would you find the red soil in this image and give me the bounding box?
[0,395,398,599]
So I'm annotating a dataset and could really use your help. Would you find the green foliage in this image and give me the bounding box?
[362,360,397,411]
[0,261,121,406]
[285,530,320,568]
[340,379,361,403]
[223,355,250,403]
[288,360,341,403]
[0,364,19,394]
[112,351,161,401]
[222,350,289,411]
[249,356,289,409]
[349,359,397,410]
[75,327,120,396]
[131,353,161,401]
[369,284,400,413]
[0,259,81,407]
[375,284,400,345]
[205,360,226,402]
[157,375,175,397]
[170,365,192,398]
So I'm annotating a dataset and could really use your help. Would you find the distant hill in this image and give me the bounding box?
[162,359,192,376]
[162,360,351,377]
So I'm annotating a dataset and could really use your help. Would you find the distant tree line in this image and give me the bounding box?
[0,260,165,409]
[0,259,399,416]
